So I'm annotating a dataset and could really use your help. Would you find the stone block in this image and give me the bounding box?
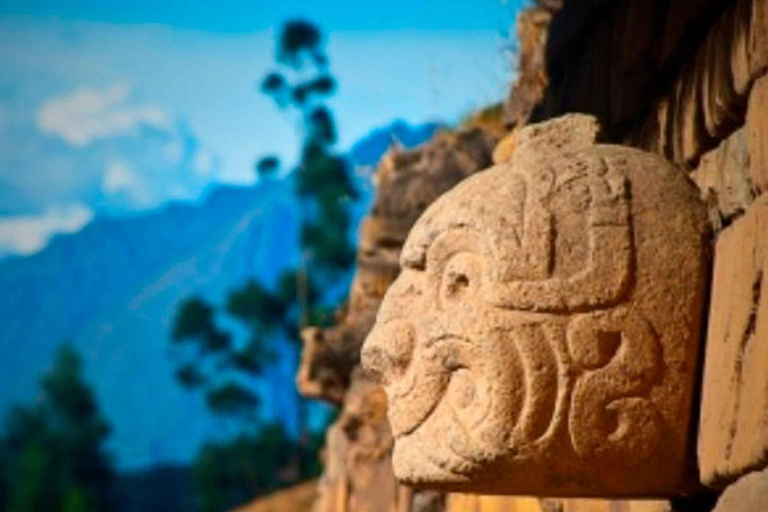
[701,7,741,141]
[444,495,712,511]
[446,494,546,512]
[631,0,767,164]
[699,194,768,486]
[672,60,710,164]
[629,96,671,157]
[234,481,318,512]
[731,0,753,96]
[711,467,768,512]
[751,0,768,79]
[747,75,768,193]
[362,115,709,496]
[543,499,672,512]
[691,126,754,223]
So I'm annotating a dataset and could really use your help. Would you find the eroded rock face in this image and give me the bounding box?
[361,114,709,496]
[503,7,554,131]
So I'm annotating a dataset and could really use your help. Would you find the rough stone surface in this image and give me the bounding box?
[503,7,553,130]
[542,500,672,512]
[312,372,401,512]
[711,467,768,512]
[691,126,754,226]
[537,0,768,167]
[698,194,768,487]
[747,75,768,194]
[447,494,546,511]
[492,129,519,165]
[538,0,734,143]
[731,0,753,96]
[362,115,709,496]
[444,495,713,512]
[234,481,318,512]
[752,0,768,80]
[629,0,758,165]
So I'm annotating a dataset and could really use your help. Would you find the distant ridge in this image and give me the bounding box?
[0,120,437,469]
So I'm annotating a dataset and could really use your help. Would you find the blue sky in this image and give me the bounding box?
[0,0,522,257]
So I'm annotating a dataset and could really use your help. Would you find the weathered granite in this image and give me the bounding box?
[711,467,768,512]
[747,74,768,194]
[691,126,754,228]
[630,0,768,165]
[698,195,768,487]
[362,115,709,496]
[539,0,735,143]
[503,7,554,131]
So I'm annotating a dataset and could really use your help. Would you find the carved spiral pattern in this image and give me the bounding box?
[567,307,663,464]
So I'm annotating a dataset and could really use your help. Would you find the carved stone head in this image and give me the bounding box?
[361,115,709,496]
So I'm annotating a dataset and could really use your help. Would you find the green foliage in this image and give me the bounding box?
[61,488,90,512]
[168,20,359,507]
[0,440,8,509]
[172,297,231,353]
[193,424,294,512]
[255,156,280,178]
[176,364,207,388]
[6,439,53,512]
[171,295,270,423]
[0,344,113,512]
[262,20,358,321]
[226,280,288,331]
[276,20,322,68]
[171,19,356,427]
[205,383,259,421]
[192,421,331,512]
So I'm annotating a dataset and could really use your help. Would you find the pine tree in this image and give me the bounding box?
[0,344,113,512]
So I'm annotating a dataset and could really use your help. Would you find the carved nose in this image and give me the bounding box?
[361,320,415,386]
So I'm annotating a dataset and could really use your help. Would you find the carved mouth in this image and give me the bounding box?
[387,370,446,438]
[392,405,483,483]
[388,334,479,439]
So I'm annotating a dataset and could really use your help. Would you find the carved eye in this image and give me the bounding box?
[440,253,482,303]
[445,270,470,296]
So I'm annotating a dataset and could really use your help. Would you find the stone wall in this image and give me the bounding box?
[445,0,768,509]
[252,0,768,510]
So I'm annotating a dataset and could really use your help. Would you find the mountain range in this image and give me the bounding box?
[0,120,437,469]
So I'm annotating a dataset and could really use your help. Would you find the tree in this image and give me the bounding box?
[168,19,356,507]
[0,344,113,512]
[170,20,356,429]
[261,19,358,327]
[193,423,294,512]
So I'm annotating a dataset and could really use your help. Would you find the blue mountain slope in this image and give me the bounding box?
[0,120,436,469]
[0,180,301,467]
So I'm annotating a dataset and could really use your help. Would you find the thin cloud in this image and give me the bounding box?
[0,203,93,257]
[101,160,154,207]
[37,83,169,147]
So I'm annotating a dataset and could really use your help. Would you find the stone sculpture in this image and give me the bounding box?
[361,114,709,496]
